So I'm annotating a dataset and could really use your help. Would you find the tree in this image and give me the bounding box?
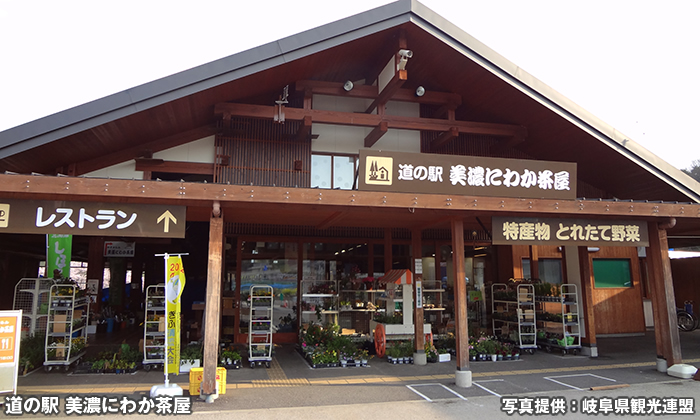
[681,160,700,182]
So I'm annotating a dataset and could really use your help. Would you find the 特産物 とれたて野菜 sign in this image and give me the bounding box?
[359,150,576,200]
[492,217,649,247]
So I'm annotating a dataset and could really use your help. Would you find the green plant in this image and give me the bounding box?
[19,334,44,372]
[180,343,203,364]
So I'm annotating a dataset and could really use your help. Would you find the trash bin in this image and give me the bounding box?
[106,318,115,333]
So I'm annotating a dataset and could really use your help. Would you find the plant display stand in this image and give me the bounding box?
[370,269,431,358]
[536,284,581,355]
[492,283,537,354]
[143,284,166,371]
[248,285,273,368]
[300,280,338,326]
[43,284,89,371]
[14,277,55,339]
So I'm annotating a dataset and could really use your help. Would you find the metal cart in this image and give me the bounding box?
[143,284,166,371]
[248,285,273,368]
[43,284,89,371]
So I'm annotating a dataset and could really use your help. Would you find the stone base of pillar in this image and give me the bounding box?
[656,357,668,373]
[455,369,472,388]
[580,344,598,358]
[413,352,427,366]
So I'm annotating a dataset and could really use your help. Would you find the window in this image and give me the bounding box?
[311,153,358,189]
[592,259,632,288]
[522,258,563,284]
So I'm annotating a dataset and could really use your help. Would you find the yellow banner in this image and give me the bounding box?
[165,255,186,374]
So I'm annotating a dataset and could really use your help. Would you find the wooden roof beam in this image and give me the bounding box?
[134,159,214,175]
[431,127,459,150]
[365,70,408,114]
[296,80,462,108]
[317,211,346,229]
[297,116,312,142]
[214,103,524,138]
[364,121,388,148]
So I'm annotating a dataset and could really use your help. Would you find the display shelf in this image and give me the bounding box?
[143,284,166,370]
[535,284,581,355]
[300,280,338,326]
[491,283,537,354]
[43,284,89,371]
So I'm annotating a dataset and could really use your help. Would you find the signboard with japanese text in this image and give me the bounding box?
[165,255,186,375]
[359,150,577,200]
[0,199,185,238]
[492,217,649,247]
[47,234,72,279]
[0,311,22,395]
[103,241,136,257]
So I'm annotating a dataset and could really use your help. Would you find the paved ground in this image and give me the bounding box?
[6,329,700,418]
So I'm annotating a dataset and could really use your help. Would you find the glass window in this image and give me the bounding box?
[523,258,563,284]
[311,155,331,189]
[311,154,357,190]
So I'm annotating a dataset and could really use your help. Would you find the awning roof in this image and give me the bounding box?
[378,269,413,285]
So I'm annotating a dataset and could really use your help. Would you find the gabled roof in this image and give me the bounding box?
[1,0,698,203]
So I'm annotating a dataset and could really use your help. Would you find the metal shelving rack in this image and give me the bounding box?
[143,284,166,371]
[248,285,273,368]
[536,284,581,355]
[14,277,55,339]
[43,284,89,371]
[491,283,537,354]
[300,280,338,326]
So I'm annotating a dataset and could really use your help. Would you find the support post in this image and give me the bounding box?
[451,219,471,387]
[577,246,598,357]
[201,209,223,399]
[412,229,426,365]
[87,236,105,313]
[647,220,682,369]
[384,228,393,273]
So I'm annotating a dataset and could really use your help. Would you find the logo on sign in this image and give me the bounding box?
[0,204,9,228]
[366,156,392,185]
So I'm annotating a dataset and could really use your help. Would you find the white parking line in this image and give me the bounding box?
[473,379,504,398]
[544,373,616,390]
[406,383,468,402]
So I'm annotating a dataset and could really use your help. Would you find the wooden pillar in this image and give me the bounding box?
[384,228,393,273]
[87,236,105,313]
[577,246,597,355]
[234,237,243,344]
[367,241,374,278]
[411,229,425,358]
[451,219,471,387]
[201,211,223,396]
[528,245,539,280]
[647,220,682,367]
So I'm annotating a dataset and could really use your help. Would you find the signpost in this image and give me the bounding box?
[150,253,188,398]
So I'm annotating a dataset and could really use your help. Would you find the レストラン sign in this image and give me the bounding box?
[0,199,185,238]
[359,150,577,200]
[492,217,649,247]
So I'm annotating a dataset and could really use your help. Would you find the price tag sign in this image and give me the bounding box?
[414,258,423,275]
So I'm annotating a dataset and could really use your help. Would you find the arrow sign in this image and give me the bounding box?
[157,210,177,233]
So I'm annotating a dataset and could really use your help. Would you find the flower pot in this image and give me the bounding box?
[497,354,503,361]
[361,359,368,367]
[490,354,497,362]
[514,354,520,360]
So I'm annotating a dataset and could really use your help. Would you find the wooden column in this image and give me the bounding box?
[577,246,597,354]
[412,229,425,355]
[201,211,223,396]
[87,236,105,313]
[384,228,393,273]
[647,220,682,366]
[234,237,243,344]
[528,245,539,280]
[451,219,470,372]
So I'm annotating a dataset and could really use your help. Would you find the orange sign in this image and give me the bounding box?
[0,316,17,364]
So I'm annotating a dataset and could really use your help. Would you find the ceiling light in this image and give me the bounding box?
[415,86,425,97]
[343,80,354,91]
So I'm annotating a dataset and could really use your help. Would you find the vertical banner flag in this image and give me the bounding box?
[165,255,186,374]
[47,234,72,278]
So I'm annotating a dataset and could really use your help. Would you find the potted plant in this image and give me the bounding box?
[180,343,202,373]
[220,348,242,369]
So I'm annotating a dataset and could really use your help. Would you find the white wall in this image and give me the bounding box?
[84,135,215,179]
[311,95,420,154]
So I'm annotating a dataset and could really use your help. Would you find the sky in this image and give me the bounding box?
[0,0,698,171]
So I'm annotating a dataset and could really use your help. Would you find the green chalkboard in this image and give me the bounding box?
[592,259,632,288]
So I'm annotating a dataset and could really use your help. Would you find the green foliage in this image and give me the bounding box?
[682,160,700,182]
[180,343,203,364]
[20,334,44,372]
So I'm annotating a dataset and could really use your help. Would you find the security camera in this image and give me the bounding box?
[398,49,413,59]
